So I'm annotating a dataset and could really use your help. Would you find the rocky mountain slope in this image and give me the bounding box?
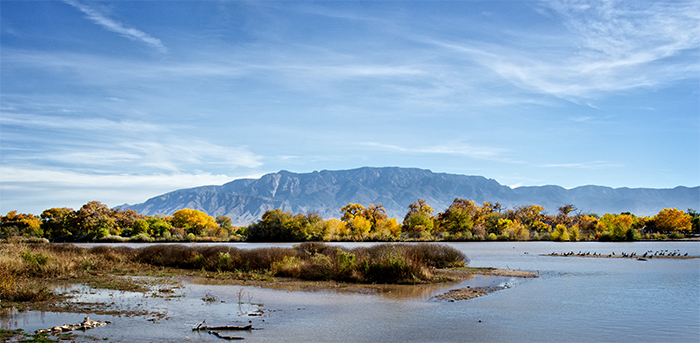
[120,167,700,225]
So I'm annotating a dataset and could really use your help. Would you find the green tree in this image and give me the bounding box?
[403,199,435,238]
[246,209,297,241]
[688,209,700,234]
[146,216,173,237]
[40,207,75,240]
[132,219,150,236]
[216,215,232,230]
[436,199,478,234]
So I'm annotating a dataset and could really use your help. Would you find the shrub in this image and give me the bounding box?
[299,254,334,280]
[337,250,356,274]
[217,252,231,270]
[361,248,429,284]
[669,232,685,239]
[130,233,153,242]
[273,256,302,277]
[402,244,467,268]
[551,224,570,241]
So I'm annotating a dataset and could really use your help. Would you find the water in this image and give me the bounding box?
[3,241,699,342]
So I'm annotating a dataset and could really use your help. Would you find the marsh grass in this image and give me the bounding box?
[1,242,469,303]
[134,242,466,283]
[0,243,152,304]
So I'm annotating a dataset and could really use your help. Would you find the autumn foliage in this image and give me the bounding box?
[1,199,698,242]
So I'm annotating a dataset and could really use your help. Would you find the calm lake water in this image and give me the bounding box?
[3,241,699,342]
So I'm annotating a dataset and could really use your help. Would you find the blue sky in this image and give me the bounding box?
[1,0,698,215]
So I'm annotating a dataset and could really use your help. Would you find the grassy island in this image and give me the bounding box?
[0,242,486,307]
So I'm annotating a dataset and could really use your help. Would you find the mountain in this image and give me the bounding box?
[119,167,700,225]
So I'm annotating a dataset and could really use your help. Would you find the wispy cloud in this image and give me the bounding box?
[363,142,511,162]
[0,112,164,133]
[424,0,699,102]
[63,0,167,53]
[541,161,623,169]
[0,166,241,212]
[5,138,263,174]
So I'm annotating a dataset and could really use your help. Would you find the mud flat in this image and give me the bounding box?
[434,286,505,302]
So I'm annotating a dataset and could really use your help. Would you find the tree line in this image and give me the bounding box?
[1,199,698,242]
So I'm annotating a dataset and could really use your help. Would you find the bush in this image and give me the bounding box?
[551,224,570,241]
[131,243,467,284]
[299,254,334,280]
[669,232,685,239]
[273,256,301,277]
[401,243,467,268]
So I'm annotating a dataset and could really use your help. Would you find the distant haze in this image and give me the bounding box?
[120,167,700,225]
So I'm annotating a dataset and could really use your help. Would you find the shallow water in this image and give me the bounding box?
[4,241,699,342]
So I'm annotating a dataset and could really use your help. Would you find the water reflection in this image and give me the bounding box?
[3,241,698,343]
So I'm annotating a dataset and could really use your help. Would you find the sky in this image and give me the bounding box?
[1,0,699,215]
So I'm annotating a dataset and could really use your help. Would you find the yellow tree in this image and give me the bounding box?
[509,205,545,229]
[349,216,371,240]
[653,208,691,233]
[1,210,42,238]
[340,203,366,222]
[172,209,217,235]
[325,218,348,238]
[364,203,388,231]
[377,218,401,238]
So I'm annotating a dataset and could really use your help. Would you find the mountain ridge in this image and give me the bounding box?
[119,167,700,225]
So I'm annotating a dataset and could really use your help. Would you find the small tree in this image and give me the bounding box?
[172,209,217,236]
[550,224,570,241]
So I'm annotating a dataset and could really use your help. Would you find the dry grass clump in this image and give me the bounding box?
[135,244,300,273]
[133,242,466,284]
[401,243,469,268]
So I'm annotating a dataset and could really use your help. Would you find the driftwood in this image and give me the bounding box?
[193,324,252,331]
[208,331,244,340]
[36,316,108,334]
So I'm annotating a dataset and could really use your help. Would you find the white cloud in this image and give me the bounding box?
[0,166,251,214]
[425,0,700,102]
[362,142,511,161]
[63,0,167,53]
[0,112,164,133]
[541,161,623,169]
